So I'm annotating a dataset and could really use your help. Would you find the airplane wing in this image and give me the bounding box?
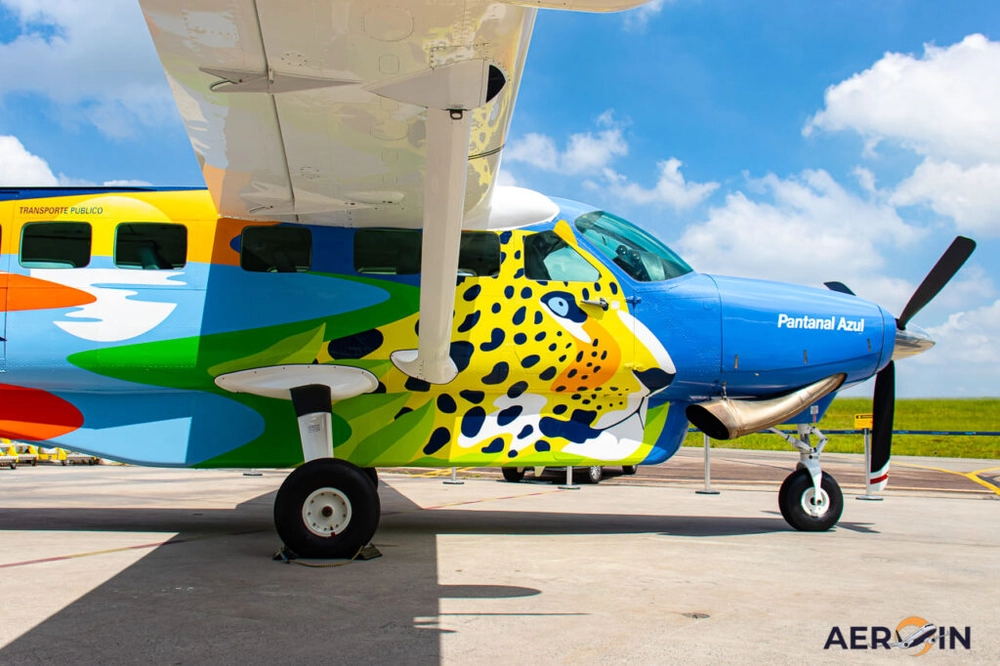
[139,0,649,383]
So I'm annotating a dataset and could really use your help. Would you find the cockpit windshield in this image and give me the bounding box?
[574,211,693,282]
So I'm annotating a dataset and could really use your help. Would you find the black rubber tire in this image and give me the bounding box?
[363,467,378,488]
[778,469,843,532]
[585,466,603,484]
[622,465,637,475]
[9,462,16,470]
[274,459,381,559]
[501,467,525,483]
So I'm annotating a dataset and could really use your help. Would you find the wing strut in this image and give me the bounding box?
[391,108,471,384]
[374,59,504,384]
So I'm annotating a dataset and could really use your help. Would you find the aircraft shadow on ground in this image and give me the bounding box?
[0,482,874,662]
[0,483,536,664]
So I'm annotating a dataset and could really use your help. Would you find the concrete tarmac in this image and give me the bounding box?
[0,454,997,664]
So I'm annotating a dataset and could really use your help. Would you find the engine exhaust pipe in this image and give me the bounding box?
[686,374,847,440]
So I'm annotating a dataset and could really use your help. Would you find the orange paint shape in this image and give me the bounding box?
[210,217,279,266]
[0,384,84,441]
[2,273,96,312]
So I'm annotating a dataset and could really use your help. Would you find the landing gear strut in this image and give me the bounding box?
[274,458,381,559]
[770,425,844,531]
[501,467,525,483]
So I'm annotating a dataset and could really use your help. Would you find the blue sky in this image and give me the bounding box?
[1,0,998,397]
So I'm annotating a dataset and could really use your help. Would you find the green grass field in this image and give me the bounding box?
[681,398,1000,459]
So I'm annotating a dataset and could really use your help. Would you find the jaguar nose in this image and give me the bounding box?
[634,368,675,393]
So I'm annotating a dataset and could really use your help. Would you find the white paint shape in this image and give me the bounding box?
[31,269,185,342]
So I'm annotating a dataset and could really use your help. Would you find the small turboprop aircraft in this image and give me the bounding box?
[0,0,975,558]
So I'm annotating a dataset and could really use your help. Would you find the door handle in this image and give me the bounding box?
[581,297,608,311]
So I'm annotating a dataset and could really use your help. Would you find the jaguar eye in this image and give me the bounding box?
[549,297,569,318]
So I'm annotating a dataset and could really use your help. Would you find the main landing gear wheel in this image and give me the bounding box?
[622,465,637,476]
[501,467,525,483]
[585,466,603,484]
[363,467,378,488]
[778,469,843,532]
[274,458,381,559]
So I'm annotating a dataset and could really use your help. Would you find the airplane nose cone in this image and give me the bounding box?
[892,323,934,360]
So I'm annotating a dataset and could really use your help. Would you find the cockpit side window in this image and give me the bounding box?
[574,211,692,282]
[523,230,600,282]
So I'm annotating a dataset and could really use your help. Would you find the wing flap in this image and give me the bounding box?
[141,0,538,226]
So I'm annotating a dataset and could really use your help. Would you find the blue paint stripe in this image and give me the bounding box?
[0,187,204,202]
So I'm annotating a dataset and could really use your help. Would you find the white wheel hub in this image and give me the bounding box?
[801,486,830,518]
[302,487,352,537]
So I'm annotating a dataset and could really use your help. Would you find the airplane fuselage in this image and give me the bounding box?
[0,187,893,470]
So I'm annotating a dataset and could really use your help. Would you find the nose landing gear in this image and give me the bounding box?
[770,425,844,531]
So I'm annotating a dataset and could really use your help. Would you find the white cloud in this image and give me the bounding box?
[674,169,922,300]
[505,110,627,175]
[622,0,670,32]
[562,125,628,174]
[102,179,153,187]
[0,135,58,185]
[805,33,1000,247]
[805,34,1000,165]
[505,133,559,172]
[506,112,714,210]
[852,166,877,195]
[600,157,719,210]
[495,169,519,187]
[926,300,1000,365]
[893,299,1000,396]
[0,135,156,186]
[891,159,1000,236]
[0,0,175,138]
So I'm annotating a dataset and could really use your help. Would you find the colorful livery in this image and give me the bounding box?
[0,0,974,558]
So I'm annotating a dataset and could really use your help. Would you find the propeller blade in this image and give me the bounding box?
[896,236,976,329]
[824,281,855,296]
[869,361,895,492]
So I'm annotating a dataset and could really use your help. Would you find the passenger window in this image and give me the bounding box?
[20,222,92,268]
[458,232,500,277]
[354,229,500,277]
[115,223,187,269]
[354,229,421,275]
[523,231,600,282]
[240,226,311,273]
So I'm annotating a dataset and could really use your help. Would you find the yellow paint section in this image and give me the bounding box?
[5,190,219,263]
[895,462,1000,496]
[327,226,667,468]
